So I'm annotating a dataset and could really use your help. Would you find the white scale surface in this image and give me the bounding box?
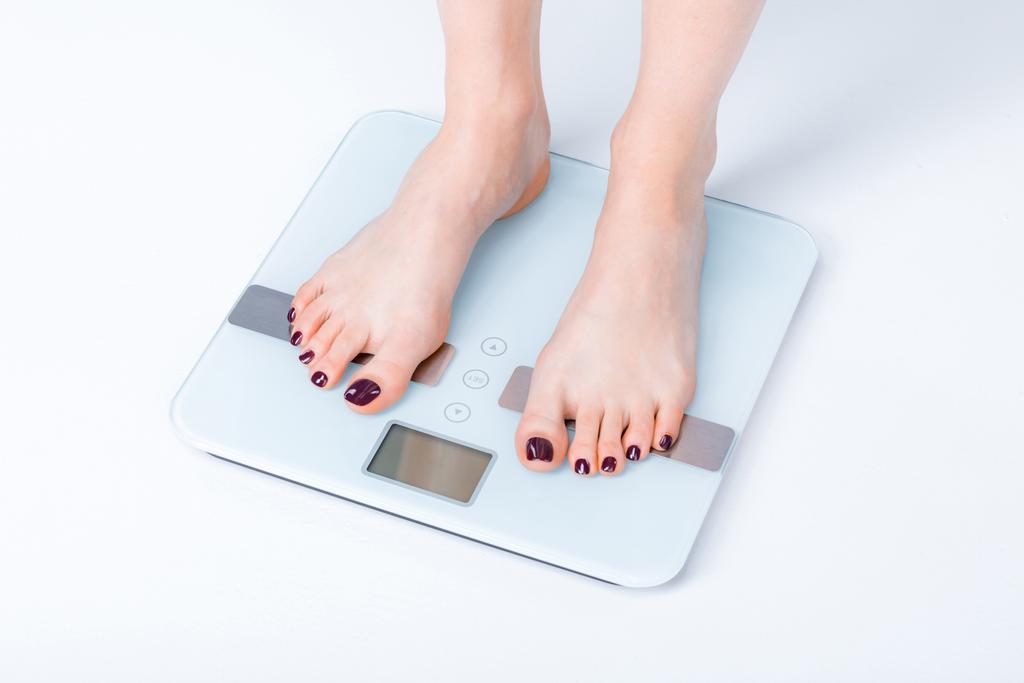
[171,111,817,587]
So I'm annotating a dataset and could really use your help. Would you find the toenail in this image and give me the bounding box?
[290,330,303,346]
[601,456,617,473]
[574,459,590,476]
[345,378,381,406]
[525,437,553,462]
[659,434,673,450]
[298,350,315,364]
[626,445,641,461]
[287,307,296,323]
[311,371,328,388]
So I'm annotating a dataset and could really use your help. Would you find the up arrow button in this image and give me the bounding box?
[480,337,507,357]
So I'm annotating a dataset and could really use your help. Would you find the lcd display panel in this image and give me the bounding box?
[367,424,492,503]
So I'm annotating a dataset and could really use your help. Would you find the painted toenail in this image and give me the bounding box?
[626,445,641,461]
[525,437,553,462]
[345,378,381,406]
[290,330,303,346]
[659,434,673,450]
[311,371,328,388]
[287,307,296,323]
[574,459,590,476]
[298,350,315,364]
[601,456,617,473]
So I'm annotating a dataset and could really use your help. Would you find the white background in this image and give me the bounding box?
[2,1,1022,681]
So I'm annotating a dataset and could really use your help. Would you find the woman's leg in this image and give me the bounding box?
[516,0,763,475]
[289,0,549,411]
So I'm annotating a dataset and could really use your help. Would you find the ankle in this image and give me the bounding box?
[443,81,548,140]
[610,108,717,186]
[597,115,713,234]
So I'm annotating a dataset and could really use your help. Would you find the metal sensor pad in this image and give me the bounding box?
[498,365,735,471]
[228,284,455,386]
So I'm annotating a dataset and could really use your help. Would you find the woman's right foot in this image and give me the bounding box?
[289,102,549,412]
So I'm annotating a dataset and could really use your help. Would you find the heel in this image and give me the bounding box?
[499,156,551,220]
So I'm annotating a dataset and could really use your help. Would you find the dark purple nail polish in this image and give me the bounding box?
[311,371,328,388]
[659,434,673,450]
[574,459,590,475]
[626,445,641,461]
[290,330,303,346]
[344,378,381,406]
[298,350,315,364]
[287,307,296,323]
[525,437,553,462]
[601,456,617,473]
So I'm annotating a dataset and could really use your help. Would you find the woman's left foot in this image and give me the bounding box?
[515,119,715,476]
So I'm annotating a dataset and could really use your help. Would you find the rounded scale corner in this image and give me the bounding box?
[763,214,818,267]
[322,110,441,178]
[617,560,685,589]
[707,195,819,264]
[347,109,440,135]
[779,217,819,264]
[168,386,201,449]
[605,548,689,588]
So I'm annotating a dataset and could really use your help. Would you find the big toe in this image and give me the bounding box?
[515,389,569,472]
[341,342,424,414]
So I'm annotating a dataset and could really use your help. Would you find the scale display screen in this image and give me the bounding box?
[367,424,492,503]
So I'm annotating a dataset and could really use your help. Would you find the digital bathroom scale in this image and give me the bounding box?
[171,111,817,587]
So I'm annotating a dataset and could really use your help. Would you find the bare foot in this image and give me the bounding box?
[515,117,715,476]
[288,103,549,411]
